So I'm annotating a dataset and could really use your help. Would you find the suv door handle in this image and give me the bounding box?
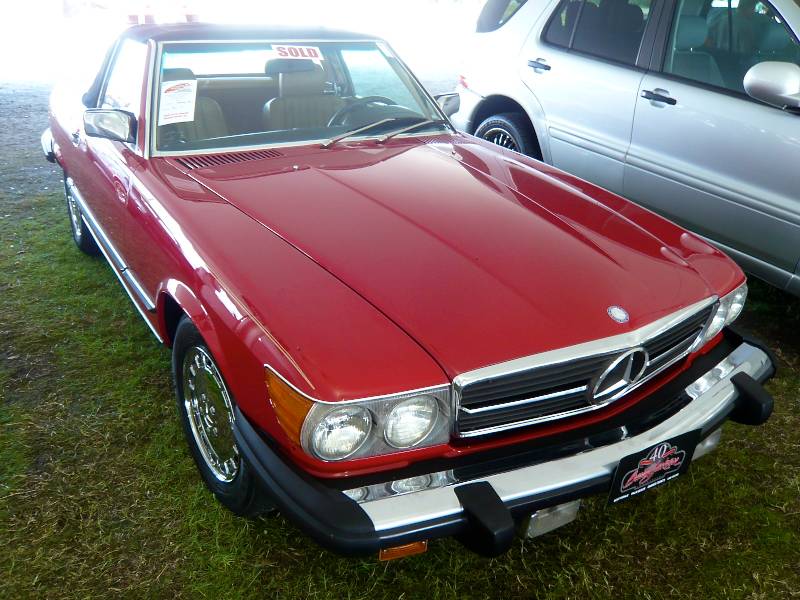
[641,89,677,105]
[528,59,551,72]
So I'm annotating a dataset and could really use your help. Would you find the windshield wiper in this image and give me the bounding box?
[320,118,398,149]
[376,119,450,144]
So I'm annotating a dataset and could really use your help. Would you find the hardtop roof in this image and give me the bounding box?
[122,23,382,43]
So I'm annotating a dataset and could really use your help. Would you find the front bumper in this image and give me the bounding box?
[233,330,775,556]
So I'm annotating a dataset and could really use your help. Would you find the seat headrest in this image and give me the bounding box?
[265,58,317,76]
[675,16,709,50]
[279,67,327,97]
[162,68,196,82]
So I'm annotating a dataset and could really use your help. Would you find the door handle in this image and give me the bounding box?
[528,58,551,72]
[71,129,81,145]
[641,89,677,105]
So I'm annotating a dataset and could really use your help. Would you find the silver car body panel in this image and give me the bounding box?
[452,0,800,294]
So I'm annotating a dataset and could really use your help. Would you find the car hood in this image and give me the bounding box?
[171,136,714,377]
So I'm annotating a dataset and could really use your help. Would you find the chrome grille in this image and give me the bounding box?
[455,301,715,437]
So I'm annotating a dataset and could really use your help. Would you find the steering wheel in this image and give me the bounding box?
[327,96,397,127]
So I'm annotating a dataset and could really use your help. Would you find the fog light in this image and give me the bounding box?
[390,474,432,494]
[343,486,368,502]
[524,500,581,538]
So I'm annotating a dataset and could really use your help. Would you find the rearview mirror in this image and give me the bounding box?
[83,109,137,144]
[744,61,800,111]
[434,93,461,117]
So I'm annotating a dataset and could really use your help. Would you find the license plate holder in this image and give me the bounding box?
[608,430,702,505]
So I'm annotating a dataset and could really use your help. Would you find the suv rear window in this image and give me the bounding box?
[544,0,653,66]
[477,0,528,32]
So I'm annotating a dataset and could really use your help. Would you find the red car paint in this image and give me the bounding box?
[48,26,744,481]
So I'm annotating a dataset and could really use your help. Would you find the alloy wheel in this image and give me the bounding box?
[65,184,83,242]
[182,346,239,482]
[481,126,519,151]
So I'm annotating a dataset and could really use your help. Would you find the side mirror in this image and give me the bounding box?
[744,61,800,111]
[434,93,461,117]
[83,109,137,143]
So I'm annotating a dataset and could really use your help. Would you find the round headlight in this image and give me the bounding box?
[704,303,728,342]
[311,406,372,460]
[725,283,747,324]
[384,395,439,449]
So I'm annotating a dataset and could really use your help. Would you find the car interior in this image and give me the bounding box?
[156,54,430,152]
[666,0,800,92]
[545,0,798,91]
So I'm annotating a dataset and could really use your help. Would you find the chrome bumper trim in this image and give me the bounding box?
[359,341,771,532]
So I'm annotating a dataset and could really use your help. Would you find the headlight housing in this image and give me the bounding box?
[310,406,372,460]
[299,387,451,461]
[699,282,748,346]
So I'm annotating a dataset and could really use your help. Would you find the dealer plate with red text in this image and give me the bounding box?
[608,430,702,505]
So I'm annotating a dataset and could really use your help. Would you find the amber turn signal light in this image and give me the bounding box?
[378,541,428,561]
[266,369,313,445]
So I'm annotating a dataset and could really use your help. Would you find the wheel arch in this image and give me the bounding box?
[470,93,549,161]
[156,279,221,353]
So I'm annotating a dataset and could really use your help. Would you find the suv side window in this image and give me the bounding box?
[100,39,148,113]
[663,0,800,93]
[544,0,654,66]
[477,0,528,32]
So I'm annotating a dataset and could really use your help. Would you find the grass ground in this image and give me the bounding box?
[0,83,799,599]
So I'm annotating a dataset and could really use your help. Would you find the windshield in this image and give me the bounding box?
[154,40,447,153]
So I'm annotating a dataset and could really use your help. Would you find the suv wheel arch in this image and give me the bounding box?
[470,95,543,160]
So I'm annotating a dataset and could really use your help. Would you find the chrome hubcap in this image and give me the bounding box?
[483,127,519,151]
[65,185,82,241]
[182,346,239,482]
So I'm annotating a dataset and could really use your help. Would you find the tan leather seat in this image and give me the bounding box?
[160,68,229,143]
[262,62,344,131]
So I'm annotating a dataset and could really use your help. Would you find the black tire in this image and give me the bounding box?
[474,112,541,159]
[63,174,100,255]
[172,316,274,517]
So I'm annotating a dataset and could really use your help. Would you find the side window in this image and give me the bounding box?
[664,0,800,93]
[544,0,582,47]
[477,0,528,32]
[100,39,147,113]
[544,0,654,65]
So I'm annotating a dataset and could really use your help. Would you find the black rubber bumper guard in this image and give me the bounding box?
[232,328,776,557]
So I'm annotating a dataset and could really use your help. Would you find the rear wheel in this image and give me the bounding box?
[172,316,275,517]
[475,112,540,158]
[63,174,99,255]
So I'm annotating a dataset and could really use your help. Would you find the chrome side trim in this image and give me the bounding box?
[357,342,771,531]
[66,179,162,342]
[453,297,717,437]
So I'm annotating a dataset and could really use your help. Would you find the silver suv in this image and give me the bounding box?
[451,0,800,295]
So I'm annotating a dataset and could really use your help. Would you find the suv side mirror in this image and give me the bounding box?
[434,93,461,117]
[83,109,137,143]
[744,61,800,111]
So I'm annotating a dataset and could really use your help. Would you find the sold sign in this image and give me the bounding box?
[273,45,323,60]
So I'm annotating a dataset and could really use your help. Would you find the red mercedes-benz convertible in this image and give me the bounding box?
[42,23,775,559]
